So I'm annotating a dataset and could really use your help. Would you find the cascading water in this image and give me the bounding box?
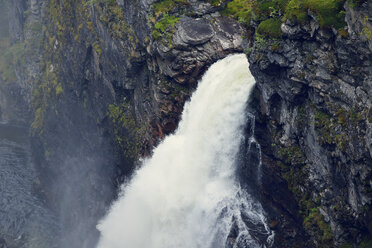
[97,54,274,248]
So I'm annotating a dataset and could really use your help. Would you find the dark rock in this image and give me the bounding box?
[249,1,372,246]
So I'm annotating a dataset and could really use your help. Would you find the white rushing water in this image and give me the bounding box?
[97,54,273,248]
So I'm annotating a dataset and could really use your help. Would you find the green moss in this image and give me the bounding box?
[314,110,334,145]
[350,110,363,124]
[277,144,306,165]
[223,0,347,35]
[205,0,223,7]
[275,122,334,245]
[55,84,63,96]
[154,14,180,33]
[92,41,102,56]
[296,105,307,131]
[303,207,333,243]
[284,0,308,23]
[108,102,147,160]
[305,0,346,29]
[336,108,348,126]
[255,0,289,20]
[257,18,283,37]
[153,0,189,17]
[31,107,45,134]
[154,0,176,14]
[96,0,137,47]
[223,0,254,26]
[361,16,372,41]
[152,14,180,46]
[313,104,368,152]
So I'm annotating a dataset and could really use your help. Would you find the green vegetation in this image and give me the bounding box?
[277,144,306,165]
[205,0,224,7]
[257,18,283,37]
[284,0,308,23]
[0,5,42,84]
[31,0,89,135]
[150,0,188,45]
[313,104,367,152]
[223,0,349,38]
[314,110,349,151]
[305,0,346,28]
[152,14,180,41]
[303,207,333,243]
[284,0,347,28]
[108,102,147,160]
[361,15,372,40]
[223,0,255,26]
[273,106,336,246]
[55,84,63,96]
[314,110,334,144]
[31,107,45,133]
[276,142,334,245]
[96,0,137,46]
[153,0,188,16]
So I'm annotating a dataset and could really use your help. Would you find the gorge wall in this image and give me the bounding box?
[0,0,371,247]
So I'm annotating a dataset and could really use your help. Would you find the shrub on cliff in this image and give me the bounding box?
[257,18,283,37]
[305,0,346,28]
[224,0,349,34]
[224,0,254,26]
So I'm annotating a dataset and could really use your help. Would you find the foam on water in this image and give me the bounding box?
[97,54,273,248]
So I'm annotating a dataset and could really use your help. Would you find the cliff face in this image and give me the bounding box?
[1,0,371,247]
[248,1,372,247]
[2,0,248,246]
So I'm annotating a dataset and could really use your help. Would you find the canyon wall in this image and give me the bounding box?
[0,0,371,247]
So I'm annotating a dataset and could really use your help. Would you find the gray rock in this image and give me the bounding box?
[315,67,331,81]
[176,17,215,46]
[267,52,288,67]
[281,23,302,38]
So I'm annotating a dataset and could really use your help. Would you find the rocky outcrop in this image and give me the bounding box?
[248,1,372,247]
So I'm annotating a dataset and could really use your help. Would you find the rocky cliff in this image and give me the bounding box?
[0,0,371,247]
[248,1,372,247]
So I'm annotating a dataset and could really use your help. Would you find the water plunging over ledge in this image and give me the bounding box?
[97,54,274,248]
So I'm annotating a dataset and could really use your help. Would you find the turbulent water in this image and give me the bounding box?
[97,54,274,248]
[0,122,58,248]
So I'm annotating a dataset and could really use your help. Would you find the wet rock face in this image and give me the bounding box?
[149,9,247,142]
[157,15,246,85]
[248,1,372,246]
[2,0,372,247]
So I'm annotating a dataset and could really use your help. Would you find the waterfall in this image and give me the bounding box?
[97,54,274,248]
